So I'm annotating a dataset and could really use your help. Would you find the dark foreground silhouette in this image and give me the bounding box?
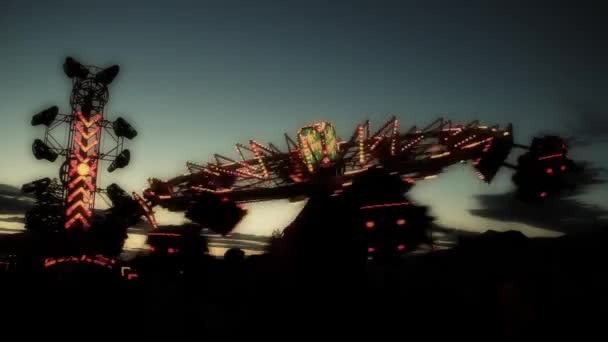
[1,228,607,341]
[1,170,606,341]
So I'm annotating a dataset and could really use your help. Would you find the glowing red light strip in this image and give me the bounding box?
[67,113,96,229]
[235,167,264,179]
[400,135,424,152]
[67,187,92,203]
[430,151,451,159]
[390,119,399,156]
[461,141,483,149]
[250,142,270,178]
[68,176,85,189]
[44,255,116,268]
[73,137,99,153]
[233,160,257,172]
[360,202,411,210]
[75,123,100,139]
[64,213,90,229]
[68,176,95,191]
[76,112,102,128]
[235,145,259,171]
[68,160,79,176]
[199,167,221,176]
[133,192,158,229]
[370,136,384,151]
[358,125,366,164]
[74,151,95,164]
[66,200,92,216]
[538,153,564,160]
[250,140,275,155]
[209,164,264,180]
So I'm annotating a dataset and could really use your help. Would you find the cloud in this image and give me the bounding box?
[0,183,35,215]
[470,161,608,234]
[571,109,608,142]
[0,184,24,196]
[0,194,33,215]
[471,193,608,235]
[560,105,608,148]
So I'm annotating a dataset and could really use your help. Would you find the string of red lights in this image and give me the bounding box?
[65,111,101,229]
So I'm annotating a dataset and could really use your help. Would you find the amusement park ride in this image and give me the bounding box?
[142,117,572,213]
[23,57,138,236]
[138,115,574,257]
[20,57,578,262]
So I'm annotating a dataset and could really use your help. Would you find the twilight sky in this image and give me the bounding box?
[1,0,606,235]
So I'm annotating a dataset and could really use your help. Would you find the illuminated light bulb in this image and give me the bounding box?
[390,120,399,155]
[368,247,376,253]
[221,197,230,202]
[546,168,554,175]
[560,165,567,171]
[397,244,406,251]
[365,221,375,229]
[168,248,175,254]
[77,163,90,176]
[396,218,406,226]
[358,125,365,164]
[539,192,548,198]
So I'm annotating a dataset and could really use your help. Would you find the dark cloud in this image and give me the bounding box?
[560,104,608,147]
[470,193,608,235]
[0,194,33,215]
[564,161,607,195]
[0,183,35,215]
[0,184,24,196]
[572,110,608,142]
[471,161,608,234]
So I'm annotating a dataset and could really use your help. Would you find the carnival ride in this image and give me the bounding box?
[141,118,573,217]
[137,117,575,258]
[17,57,579,263]
[19,57,140,263]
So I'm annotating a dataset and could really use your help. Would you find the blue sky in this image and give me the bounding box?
[1,0,606,235]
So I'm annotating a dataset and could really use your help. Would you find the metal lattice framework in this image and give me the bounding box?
[28,57,136,231]
[143,117,514,208]
[63,68,108,229]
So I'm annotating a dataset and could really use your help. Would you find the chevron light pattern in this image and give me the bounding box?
[65,111,101,229]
